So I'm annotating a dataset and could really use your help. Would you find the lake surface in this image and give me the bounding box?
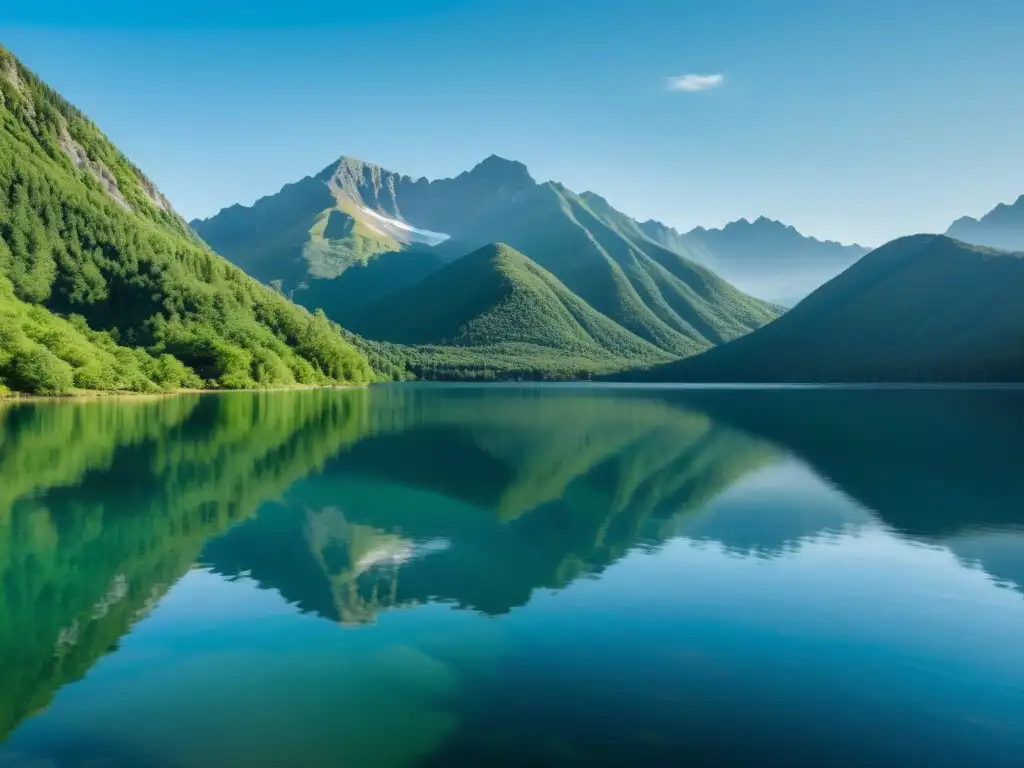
[2,384,1024,766]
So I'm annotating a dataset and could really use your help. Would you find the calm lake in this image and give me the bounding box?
[2,384,1023,766]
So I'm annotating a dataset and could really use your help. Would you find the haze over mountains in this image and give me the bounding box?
[639,216,869,307]
[946,194,1024,252]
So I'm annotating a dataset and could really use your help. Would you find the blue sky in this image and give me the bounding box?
[2,0,1022,245]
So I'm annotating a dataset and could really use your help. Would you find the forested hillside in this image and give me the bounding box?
[621,236,1024,383]
[344,244,673,379]
[0,45,371,395]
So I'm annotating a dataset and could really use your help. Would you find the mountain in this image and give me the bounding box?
[0,45,371,395]
[946,194,1024,251]
[193,155,781,372]
[190,154,532,322]
[620,235,1024,383]
[346,243,672,377]
[638,216,869,306]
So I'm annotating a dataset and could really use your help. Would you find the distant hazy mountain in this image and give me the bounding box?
[946,194,1024,251]
[622,235,1024,383]
[194,155,780,375]
[638,216,869,306]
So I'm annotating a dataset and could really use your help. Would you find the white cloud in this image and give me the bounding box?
[667,73,725,92]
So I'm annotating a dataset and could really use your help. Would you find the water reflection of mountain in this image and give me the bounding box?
[4,385,1024,742]
[661,387,1024,536]
[201,386,1024,631]
[202,388,782,623]
[657,387,1024,591]
[667,458,875,557]
[0,390,370,741]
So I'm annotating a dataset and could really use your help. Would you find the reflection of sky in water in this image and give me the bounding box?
[10,452,1024,766]
[3,387,1024,766]
[7,568,476,767]
[669,457,875,554]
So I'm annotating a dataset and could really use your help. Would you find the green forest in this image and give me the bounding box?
[0,46,371,395]
[343,244,674,380]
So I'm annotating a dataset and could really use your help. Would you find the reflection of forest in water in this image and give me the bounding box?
[2,385,1023,739]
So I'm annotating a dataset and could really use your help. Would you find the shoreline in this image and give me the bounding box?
[4,379,1021,404]
[0,383,364,404]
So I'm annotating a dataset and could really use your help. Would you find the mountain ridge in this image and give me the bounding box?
[193,153,782,375]
[634,214,870,306]
[618,234,1024,383]
[946,194,1024,252]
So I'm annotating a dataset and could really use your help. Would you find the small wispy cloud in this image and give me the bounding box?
[667,73,725,92]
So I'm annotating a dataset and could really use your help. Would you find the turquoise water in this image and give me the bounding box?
[1,385,1023,766]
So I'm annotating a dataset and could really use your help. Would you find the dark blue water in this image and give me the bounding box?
[2,385,1023,766]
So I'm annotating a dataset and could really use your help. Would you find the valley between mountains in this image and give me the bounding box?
[2,43,1023,394]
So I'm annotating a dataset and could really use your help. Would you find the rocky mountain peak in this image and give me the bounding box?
[465,154,535,188]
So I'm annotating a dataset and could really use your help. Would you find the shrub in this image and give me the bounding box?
[7,345,75,395]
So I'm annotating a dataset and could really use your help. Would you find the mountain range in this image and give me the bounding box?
[2,41,1023,390]
[193,154,786,374]
[194,149,1024,383]
[637,215,869,306]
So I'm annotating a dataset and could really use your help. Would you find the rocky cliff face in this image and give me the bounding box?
[316,153,537,238]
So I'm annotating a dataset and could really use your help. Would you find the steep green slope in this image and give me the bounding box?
[622,235,1024,383]
[0,273,196,394]
[347,244,672,377]
[194,154,781,369]
[947,193,1024,251]
[0,46,371,394]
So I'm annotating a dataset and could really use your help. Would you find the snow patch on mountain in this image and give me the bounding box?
[359,206,450,246]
